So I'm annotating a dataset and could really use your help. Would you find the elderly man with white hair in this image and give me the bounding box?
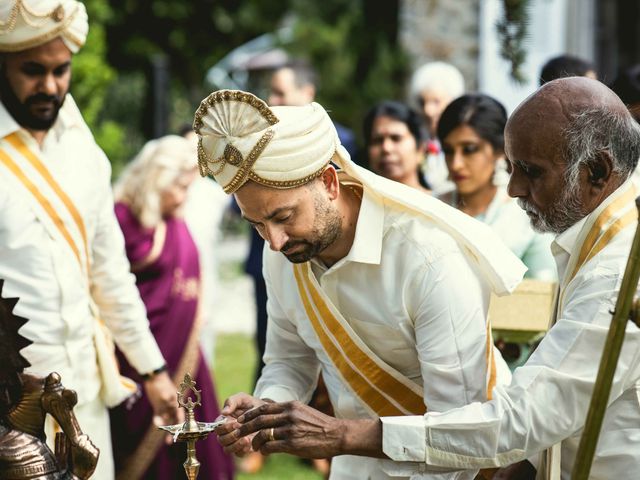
[0,1,179,477]
[409,61,465,194]
[200,89,527,479]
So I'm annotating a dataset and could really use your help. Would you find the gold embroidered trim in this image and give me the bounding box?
[223,143,243,166]
[0,4,80,52]
[224,128,275,193]
[247,146,336,190]
[0,0,64,31]
[194,90,280,184]
[197,141,249,177]
[192,89,279,133]
[248,163,329,190]
[193,89,334,193]
[197,138,226,177]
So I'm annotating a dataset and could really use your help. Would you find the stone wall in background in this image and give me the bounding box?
[399,0,480,96]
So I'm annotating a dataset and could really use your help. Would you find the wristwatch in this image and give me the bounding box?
[140,364,168,381]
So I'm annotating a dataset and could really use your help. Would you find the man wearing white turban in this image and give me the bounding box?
[225,79,640,480]
[200,90,526,479]
[0,2,179,478]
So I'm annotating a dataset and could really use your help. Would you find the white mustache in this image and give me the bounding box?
[517,198,539,215]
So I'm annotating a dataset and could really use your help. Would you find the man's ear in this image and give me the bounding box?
[320,165,339,200]
[587,151,614,190]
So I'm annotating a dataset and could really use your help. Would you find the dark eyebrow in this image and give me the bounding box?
[21,60,71,70]
[241,206,294,224]
[54,61,71,70]
[20,61,44,70]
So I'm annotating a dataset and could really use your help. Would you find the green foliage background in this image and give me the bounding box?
[70,0,408,174]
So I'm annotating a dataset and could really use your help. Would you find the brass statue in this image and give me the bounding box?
[0,280,99,479]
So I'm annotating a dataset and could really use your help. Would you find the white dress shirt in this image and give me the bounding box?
[255,185,509,479]
[382,190,640,479]
[0,96,164,404]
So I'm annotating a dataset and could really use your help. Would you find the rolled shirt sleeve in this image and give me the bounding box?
[383,267,640,473]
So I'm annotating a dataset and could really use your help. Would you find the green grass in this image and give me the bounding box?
[213,333,324,480]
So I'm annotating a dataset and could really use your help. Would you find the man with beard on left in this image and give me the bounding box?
[0,2,179,478]
[195,89,527,480]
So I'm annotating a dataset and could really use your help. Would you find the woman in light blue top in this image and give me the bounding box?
[437,93,556,280]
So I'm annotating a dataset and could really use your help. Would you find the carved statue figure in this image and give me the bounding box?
[0,280,99,479]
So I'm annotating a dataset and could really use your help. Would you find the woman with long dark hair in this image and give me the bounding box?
[364,100,431,193]
[438,94,555,280]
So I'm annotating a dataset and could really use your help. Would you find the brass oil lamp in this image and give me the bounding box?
[158,373,225,480]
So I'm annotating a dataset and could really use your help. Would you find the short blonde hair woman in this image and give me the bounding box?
[114,135,197,228]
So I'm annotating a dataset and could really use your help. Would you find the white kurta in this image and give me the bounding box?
[0,97,164,478]
[255,185,510,480]
[382,186,640,479]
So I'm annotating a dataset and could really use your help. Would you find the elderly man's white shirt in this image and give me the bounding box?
[382,191,640,479]
[0,96,163,404]
[255,186,506,479]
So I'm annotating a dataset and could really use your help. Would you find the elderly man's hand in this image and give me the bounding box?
[236,400,354,459]
[144,371,182,427]
[214,392,268,456]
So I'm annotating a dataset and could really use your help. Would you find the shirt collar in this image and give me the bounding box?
[549,216,585,283]
[311,183,384,271]
[552,215,586,257]
[0,99,21,139]
[346,185,384,265]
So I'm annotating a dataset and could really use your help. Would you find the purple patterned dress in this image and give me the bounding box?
[110,202,234,480]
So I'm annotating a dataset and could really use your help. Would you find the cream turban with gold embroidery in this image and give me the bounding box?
[193,90,341,194]
[0,0,88,53]
[193,91,527,296]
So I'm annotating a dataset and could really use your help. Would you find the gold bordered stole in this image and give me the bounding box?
[294,261,426,416]
[0,131,90,276]
[560,182,638,309]
[0,130,137,406]
[294,262,498,416]
[539,183,637,480]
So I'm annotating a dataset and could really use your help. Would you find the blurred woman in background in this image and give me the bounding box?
[110,135,234,480]
[437,94,556,280]
[364,100,430,193]
[408,61,465,194]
